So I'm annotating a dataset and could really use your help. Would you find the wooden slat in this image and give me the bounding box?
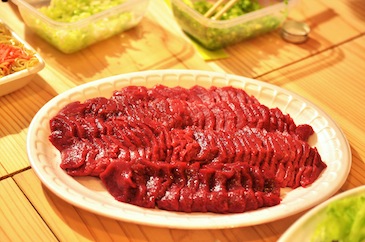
[14,169,122,242]
[212,0,365,77]
[0,163,7,178]
[0,0,365,241]
[0,77,56,176]
[0,177,57,242]
[13,169,295,242]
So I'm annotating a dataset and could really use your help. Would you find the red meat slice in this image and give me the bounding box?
[49,84,326,214]
[54,122,326,189]
[53,118,326,189]
[100,159,281,213]
[178,162,201,212]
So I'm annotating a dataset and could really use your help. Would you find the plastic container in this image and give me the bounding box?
[12,0,150,53]
[0,20,45,96]
[171,0,298,50]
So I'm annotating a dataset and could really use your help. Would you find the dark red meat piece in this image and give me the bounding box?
[49,84,326,214]
[100,159,281,213]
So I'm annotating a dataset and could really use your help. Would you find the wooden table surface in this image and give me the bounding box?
[1,0,364,241]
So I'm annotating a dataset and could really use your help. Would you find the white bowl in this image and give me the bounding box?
[279,185,365,242]
[0,20,45,96]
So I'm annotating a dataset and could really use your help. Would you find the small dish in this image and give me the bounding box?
[281,20,310,44]
[0,20,45,96]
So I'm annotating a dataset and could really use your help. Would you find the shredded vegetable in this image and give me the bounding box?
[191,0,262,20]
[39,0,127,23]
[21,0,139,53]
[311,194,365,242]
[0,23,39,78]
[173,0,289,49]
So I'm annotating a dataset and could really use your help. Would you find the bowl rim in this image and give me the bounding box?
[278,185,365,241]
[171,0,298,26]
[11,0,149,28]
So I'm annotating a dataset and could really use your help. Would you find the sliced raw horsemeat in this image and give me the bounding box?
[100,159,281,213]
[49,85,326,213]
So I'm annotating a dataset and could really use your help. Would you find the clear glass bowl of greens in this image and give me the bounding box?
[12,0,150,53]
[171,0,298,50]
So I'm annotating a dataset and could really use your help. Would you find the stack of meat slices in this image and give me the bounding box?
[49,85,327,213]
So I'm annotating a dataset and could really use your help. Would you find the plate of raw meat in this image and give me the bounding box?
[27,69,351,229]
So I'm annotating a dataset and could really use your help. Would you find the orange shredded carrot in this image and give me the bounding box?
[0,23,38,78]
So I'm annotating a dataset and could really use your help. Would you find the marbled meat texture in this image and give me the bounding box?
[49,85,327,213]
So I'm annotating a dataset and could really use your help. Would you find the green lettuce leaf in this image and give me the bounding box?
[311,194,365,242]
